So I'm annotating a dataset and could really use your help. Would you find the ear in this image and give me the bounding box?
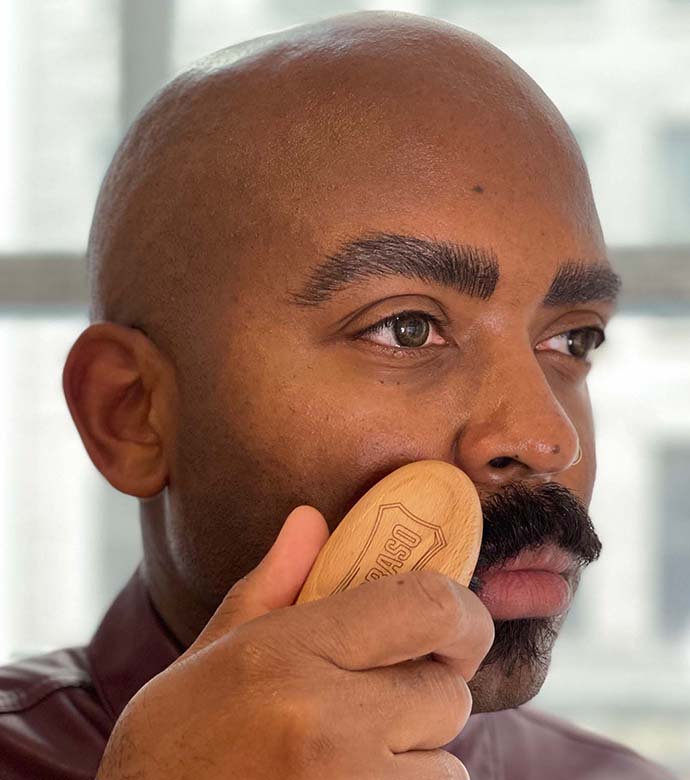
[62,322,175,498]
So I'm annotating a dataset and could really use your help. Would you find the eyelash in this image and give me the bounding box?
[356,310,605,360]
[355,310,445,357]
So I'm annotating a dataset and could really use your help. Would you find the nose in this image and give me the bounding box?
[454,351,580,486]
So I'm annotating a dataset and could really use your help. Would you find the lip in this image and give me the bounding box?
[475,544,579,620]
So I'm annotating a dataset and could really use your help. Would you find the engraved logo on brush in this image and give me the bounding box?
[364,523,422,580]
[331,502,447,595]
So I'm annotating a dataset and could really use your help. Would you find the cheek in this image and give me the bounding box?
[217,343,455,521]
[164,327,461,604]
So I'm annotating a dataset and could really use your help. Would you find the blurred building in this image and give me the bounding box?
[1,0,689,774]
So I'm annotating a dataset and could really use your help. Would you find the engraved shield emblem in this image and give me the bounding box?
[331,502,447,595]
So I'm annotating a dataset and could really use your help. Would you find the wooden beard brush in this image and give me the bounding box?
[297,460,483,604]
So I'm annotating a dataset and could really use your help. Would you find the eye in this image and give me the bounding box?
[536,327,605,360]
[356,310,447,350]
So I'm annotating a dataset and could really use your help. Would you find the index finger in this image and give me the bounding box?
[276,569,495,680]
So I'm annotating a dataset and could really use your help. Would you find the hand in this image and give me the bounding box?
[96,505,494,779]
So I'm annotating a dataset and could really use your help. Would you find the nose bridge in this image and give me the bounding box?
[456,341,580,481]
[501,357,576,449]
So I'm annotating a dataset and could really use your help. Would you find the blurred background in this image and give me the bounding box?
[0,0,689,775]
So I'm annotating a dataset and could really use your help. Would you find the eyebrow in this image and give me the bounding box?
[543,260,622,306]
[288,233,500,306]
[288,231,622,309]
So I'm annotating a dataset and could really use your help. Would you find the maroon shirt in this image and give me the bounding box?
[0,567,676,779]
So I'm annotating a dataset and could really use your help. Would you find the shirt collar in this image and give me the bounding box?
[86,564,183,723]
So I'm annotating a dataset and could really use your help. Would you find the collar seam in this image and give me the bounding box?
[0,673,92,714]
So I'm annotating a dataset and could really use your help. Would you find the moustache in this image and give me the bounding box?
[465,481,601,678]
[469,481,602,592]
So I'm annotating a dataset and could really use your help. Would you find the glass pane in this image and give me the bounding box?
[0,0,119,252]
[658,444,690,639]
[658,126,690,243]
[0,314,141,663]
[536,313,690,774]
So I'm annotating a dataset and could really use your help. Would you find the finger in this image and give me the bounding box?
[288,569,494,680]
[191,505,330,651]
[345,657,472,752]
[430,588,495,680]
[390,748,470,779]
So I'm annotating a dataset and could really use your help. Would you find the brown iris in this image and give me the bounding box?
[567,329,603,358]
[393,315,430,348]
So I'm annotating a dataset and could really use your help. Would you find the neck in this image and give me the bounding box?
[139,493,215,649]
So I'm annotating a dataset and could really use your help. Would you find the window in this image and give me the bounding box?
[658,443,690,639]
[1,1,119,251]
[659,125,690,243]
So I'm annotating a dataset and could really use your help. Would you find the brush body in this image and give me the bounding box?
[297,460,483,604]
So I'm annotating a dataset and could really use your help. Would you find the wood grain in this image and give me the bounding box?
[297,460,483,604]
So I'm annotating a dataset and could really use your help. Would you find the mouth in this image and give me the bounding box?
[472,544,579,621]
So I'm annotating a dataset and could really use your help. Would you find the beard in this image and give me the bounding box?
[468,482,602,683]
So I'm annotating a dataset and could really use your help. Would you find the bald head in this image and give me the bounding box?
[87,10,595,364]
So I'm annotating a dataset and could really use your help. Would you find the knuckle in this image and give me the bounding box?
[474,595,496,654]
[433,750,470,779]
[482,615,496,655]
[429,666,472,742]
[410,571,462,620]
[444,668,473,719]
[291,730,336,774]
[278,689,335,774]
[304,611,353,665]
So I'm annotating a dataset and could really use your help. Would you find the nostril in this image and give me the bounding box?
[489,456,515,469]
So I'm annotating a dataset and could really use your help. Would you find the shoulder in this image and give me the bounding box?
[0,648,110,780]
[0,647,92,712]
[490,706,677,780]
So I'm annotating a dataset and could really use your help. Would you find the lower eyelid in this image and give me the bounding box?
[360,341,445,359]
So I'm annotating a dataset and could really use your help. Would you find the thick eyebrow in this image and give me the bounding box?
[543,260,622,306]
[288,233,500,307]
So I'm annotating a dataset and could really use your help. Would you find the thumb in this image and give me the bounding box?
[192,505,330,649]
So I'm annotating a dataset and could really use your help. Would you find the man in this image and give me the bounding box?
[0,10,675,779]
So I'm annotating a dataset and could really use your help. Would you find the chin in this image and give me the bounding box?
[468,614,566,713]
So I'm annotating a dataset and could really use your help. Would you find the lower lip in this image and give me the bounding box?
[477,570,572,620]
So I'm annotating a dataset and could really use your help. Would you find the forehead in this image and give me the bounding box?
[231,137,607,311]
[200,37,606,306]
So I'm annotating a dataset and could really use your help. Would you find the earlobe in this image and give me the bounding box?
[62,322,172,498]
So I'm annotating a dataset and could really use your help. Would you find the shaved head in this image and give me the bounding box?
[87,10,596,362]
[69,10,613,715]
